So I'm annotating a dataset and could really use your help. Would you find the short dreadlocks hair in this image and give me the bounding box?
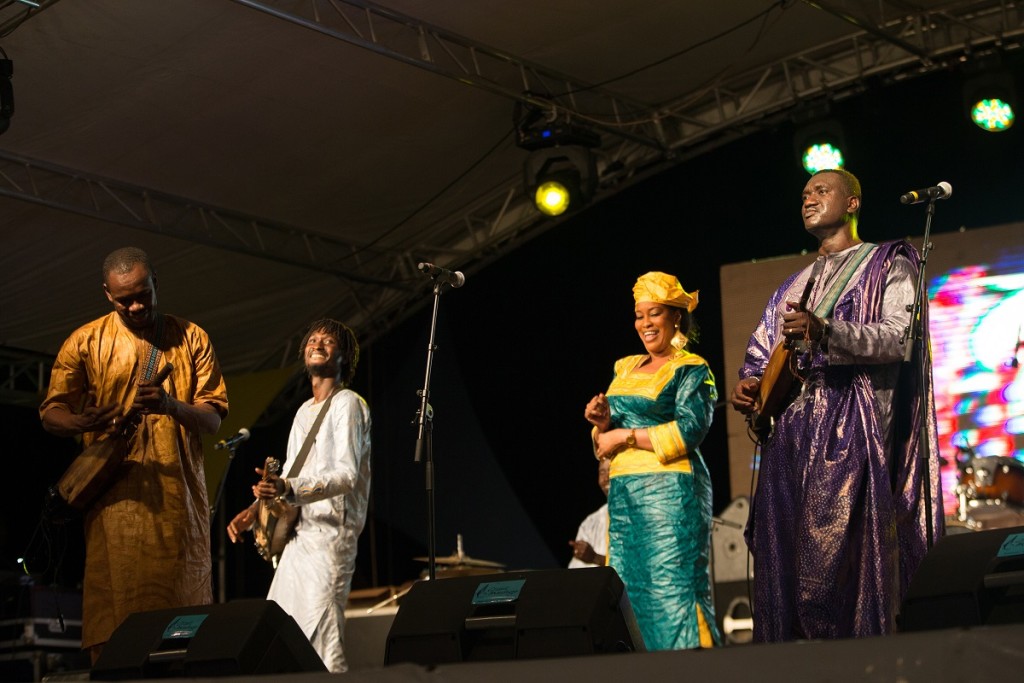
[299,318,360,386]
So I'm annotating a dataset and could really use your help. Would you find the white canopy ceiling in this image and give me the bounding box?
[1,0,1020,386]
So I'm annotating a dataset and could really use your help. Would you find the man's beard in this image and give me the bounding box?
[306,360,339,379]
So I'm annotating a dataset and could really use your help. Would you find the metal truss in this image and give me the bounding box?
[0,346,52,408]
[0,0,61,38]
[660,2,1024,150]
[231,1,1024,151]
[376,0,1024,288]
[0,150,405,286]
[229,0,669,151]
[3,0,1023,385]
[231,0,1024,269]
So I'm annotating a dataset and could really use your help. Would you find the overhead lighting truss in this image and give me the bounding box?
[4,1,1023,377]
[0,346,53,408]
[232,0,1024,251]
[0,150,399,287]
[234,1,1024,155]
[0,0,60,36]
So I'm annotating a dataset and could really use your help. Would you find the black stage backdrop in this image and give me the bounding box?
[7,57,1024,600]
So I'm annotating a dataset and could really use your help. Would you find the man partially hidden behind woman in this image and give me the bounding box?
[585,271,720,650]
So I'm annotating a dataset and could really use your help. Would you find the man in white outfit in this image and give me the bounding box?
[228,318,371,672]
[568,458,610,568]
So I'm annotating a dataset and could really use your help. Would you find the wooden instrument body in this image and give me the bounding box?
[749,271,819,441]
[55,435,130,511]
[252,456,298,566]
[749,342,797,440]
[52,362,174,512]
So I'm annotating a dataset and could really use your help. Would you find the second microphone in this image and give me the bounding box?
[418,262,465,288]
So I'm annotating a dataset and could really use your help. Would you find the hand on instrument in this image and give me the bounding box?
[227,505,256,543]
[730,377,761,415]
[782,301,826,343]
[77,401,123,434]
[584,393,611,432]
[133,383,171,416]
[252,467,287,500]
[41,397,121,438]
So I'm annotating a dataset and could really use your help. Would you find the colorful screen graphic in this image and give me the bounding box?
[929,249,1024,517]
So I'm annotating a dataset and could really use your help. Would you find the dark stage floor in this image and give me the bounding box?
[33,623,1024,683]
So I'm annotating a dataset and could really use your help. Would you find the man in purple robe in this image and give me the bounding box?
[729,169,943,641]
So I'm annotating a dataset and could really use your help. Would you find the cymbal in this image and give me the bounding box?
[413,553,505,568]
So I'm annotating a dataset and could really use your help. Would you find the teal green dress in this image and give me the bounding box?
[603,351,720,650]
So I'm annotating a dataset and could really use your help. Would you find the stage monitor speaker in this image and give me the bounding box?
[91,599,326,680]
[900,525,1024,632]
[384,567,643,666]
[712,496,752,584]
[344,607,397,671]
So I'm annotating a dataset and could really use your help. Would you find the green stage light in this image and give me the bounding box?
[535,180,572,216]
[801,142,844,175]
[793,117,846,175]
[962,66,1016,133]
[970,97,1015,132]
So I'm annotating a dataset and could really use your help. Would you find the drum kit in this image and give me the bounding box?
[949,453,1024,533]
[347,534,506,615]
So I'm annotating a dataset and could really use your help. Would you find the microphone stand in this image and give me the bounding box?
[210,444,239,518]
[211,442,241,603]
[413,277,452,582]
[901,198,940,549]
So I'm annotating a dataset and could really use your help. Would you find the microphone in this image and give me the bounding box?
[798,256,825,310]
[418,262,465,288]
[899,181,952,205]
[214,427,250,450]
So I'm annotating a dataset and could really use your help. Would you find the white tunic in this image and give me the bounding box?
[568,503,609,569]
[267,389,372,673]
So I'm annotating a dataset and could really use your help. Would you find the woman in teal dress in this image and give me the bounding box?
[584,271,720,650]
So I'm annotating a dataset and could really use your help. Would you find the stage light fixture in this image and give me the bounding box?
[514,97,601,152]
[524,145,596,217]
[0,56,13,137]
[515,99,600,217]
[963,68,1016,132]
[802,143,844,174]
[970,98,1014,132]
[535,179,572,217]
[793,119,846,175]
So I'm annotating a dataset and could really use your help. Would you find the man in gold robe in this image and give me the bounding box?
[40,246,229,663]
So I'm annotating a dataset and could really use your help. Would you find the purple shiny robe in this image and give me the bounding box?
[740,240,943,641]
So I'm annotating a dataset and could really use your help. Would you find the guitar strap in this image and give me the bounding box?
[285,384,342,479]
[750,244,879,442]
[811,243,877,319]
[140,314,165,382]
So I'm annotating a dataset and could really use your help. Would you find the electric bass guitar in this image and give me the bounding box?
[252,456,298,567]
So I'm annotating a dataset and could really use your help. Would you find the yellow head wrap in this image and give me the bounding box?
[632,271,698,312]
